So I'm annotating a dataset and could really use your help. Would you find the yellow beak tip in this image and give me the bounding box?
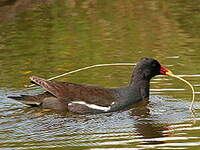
[166,71,173,76]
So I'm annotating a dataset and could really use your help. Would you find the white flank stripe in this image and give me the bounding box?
[69,101,111,112]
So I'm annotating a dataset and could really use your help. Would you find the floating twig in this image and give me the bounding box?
[166,71,195,111]
[25,63,136,88]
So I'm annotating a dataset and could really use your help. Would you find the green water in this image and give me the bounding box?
[0,0,200,149]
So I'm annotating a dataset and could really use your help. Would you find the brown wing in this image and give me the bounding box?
[30,76,116,106]
[30,76,69,98]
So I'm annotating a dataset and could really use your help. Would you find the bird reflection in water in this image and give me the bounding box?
[130,98,170,146]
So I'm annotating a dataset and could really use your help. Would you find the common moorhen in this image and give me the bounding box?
[8,58,171,114]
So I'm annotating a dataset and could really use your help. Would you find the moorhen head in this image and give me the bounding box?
[8,57,170,114]
[131,57,168,81]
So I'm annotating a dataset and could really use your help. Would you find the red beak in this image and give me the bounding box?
[160,65,171,75]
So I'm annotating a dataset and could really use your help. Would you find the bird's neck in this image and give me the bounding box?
[128,73,151,99]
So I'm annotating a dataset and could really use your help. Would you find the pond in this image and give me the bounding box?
[0,0,200,149]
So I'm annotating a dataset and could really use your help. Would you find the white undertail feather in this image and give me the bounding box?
[68,101,115,112]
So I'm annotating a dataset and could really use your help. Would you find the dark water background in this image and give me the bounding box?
[0,0,200,149]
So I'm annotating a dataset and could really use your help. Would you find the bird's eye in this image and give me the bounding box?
[152,63,156,68]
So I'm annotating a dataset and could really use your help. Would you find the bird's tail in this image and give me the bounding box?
[8,95,42,107]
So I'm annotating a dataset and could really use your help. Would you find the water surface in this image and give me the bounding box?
[0,0,200,149]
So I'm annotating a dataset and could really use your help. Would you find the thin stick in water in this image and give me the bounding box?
[166,72,195,111]
[25,63,136,88]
